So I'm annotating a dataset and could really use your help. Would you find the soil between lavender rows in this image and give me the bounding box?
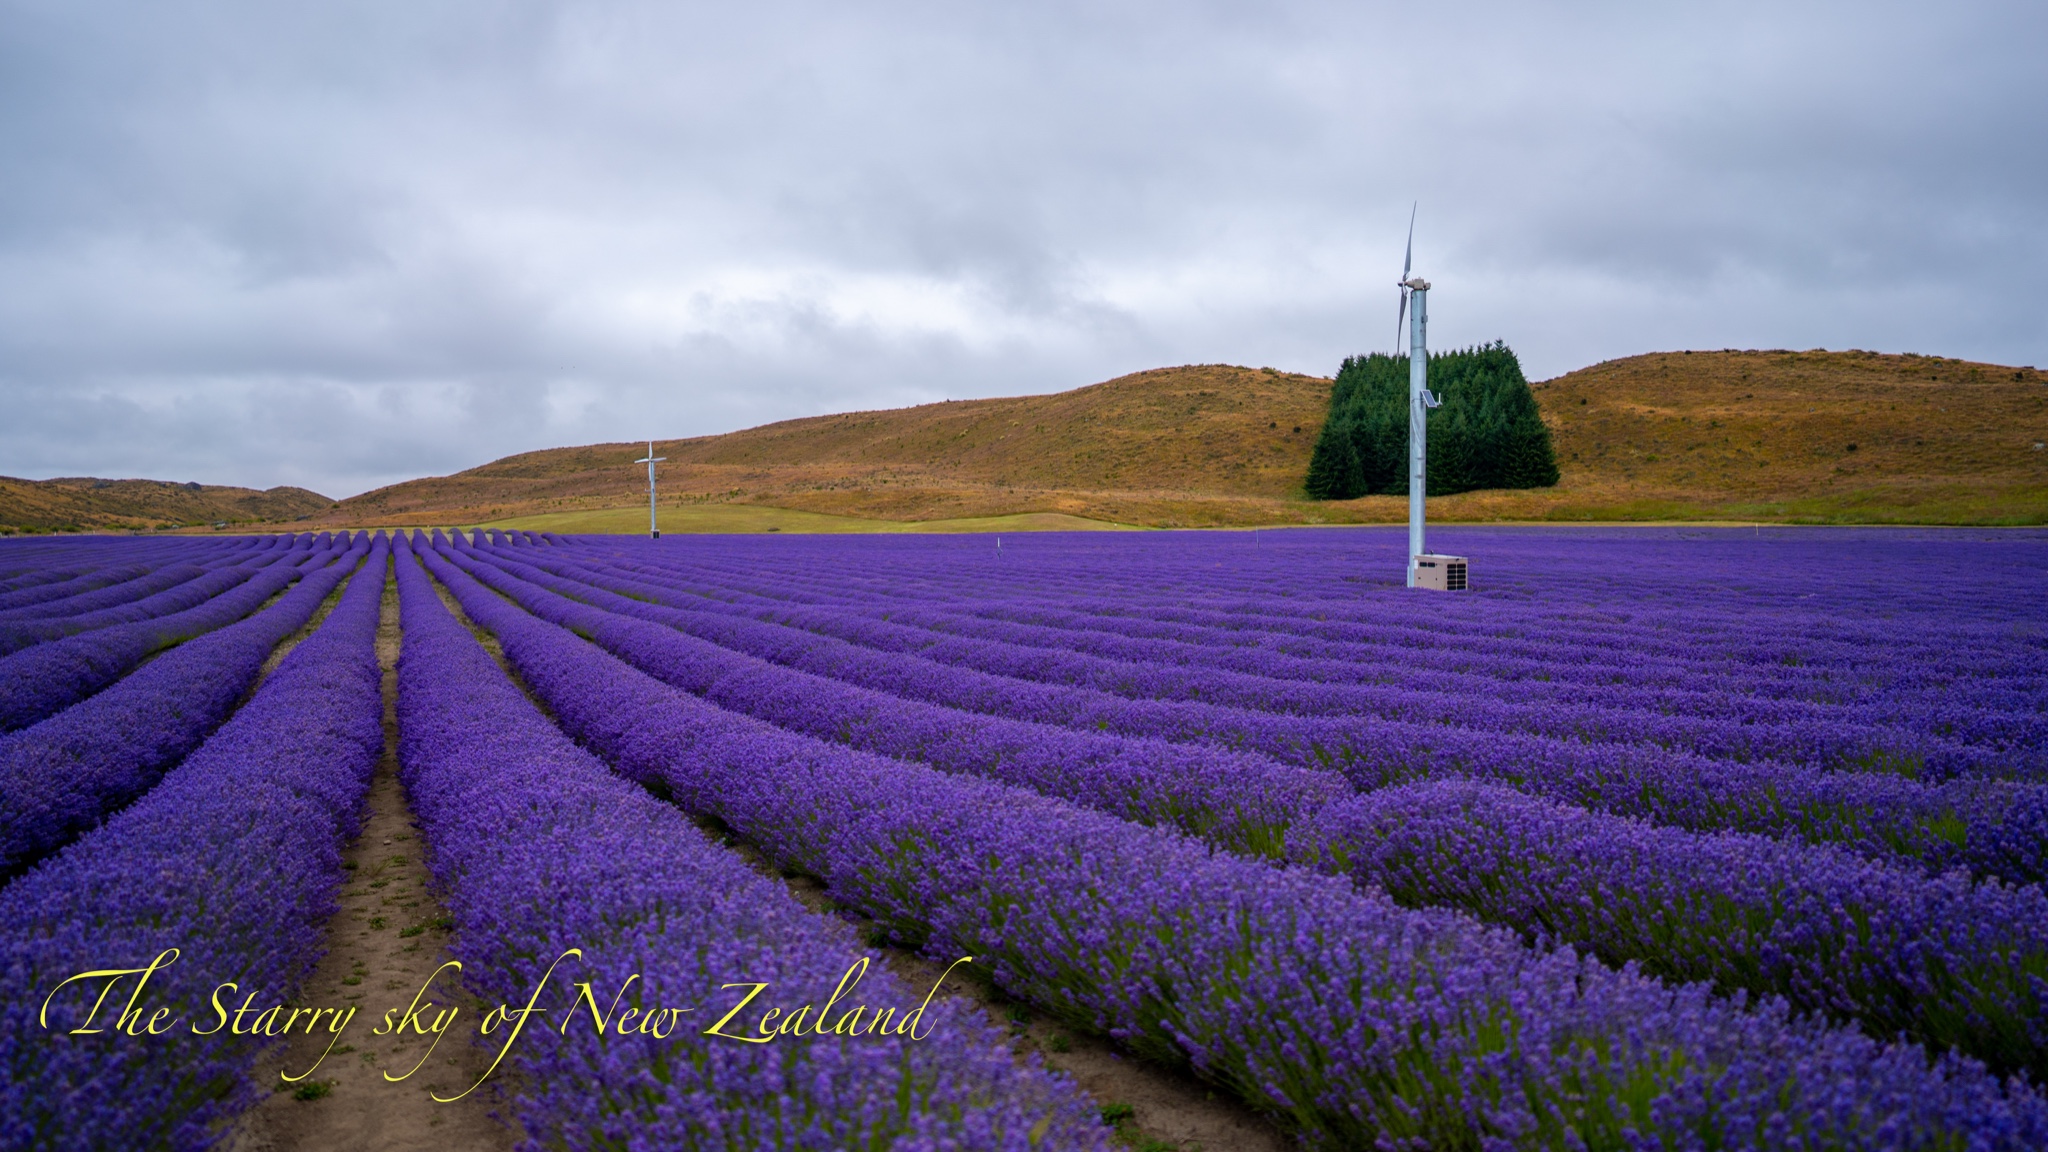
[227,573,513,1151]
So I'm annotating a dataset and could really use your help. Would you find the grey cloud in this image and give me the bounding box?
[2,0,2043,496]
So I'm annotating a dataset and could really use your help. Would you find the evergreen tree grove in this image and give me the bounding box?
[1304,341,1559,499]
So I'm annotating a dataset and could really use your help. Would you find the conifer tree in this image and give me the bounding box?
[1303,342,1558,498]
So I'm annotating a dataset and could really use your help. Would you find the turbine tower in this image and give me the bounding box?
[635,440,666,539]
[1394,207,1464,591]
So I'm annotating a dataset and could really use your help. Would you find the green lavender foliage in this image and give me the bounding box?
[1305,342,1559,498]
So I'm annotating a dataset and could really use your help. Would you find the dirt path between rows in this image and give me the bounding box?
[228,570,515,1152]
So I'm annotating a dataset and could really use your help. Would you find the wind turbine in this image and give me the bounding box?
[635,441,666,539]
[1396,207,1466,591]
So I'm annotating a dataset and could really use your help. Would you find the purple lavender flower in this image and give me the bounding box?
[0,535,369,877]
[0,537,386,1152]
[390,535,1109,1151]
[0,540,325,732]
[415,530,2048,1150]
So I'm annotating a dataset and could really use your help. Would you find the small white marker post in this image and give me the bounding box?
[635,440,666,539]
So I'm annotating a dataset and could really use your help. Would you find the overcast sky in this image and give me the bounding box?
[2,0,2043,498]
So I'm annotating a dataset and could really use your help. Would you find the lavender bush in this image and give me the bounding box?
[0,537,385,1152]
[1299,778,2048,1083]
[0,562,209,623]
[391,536,1109,1151]
[520,547,2022,780]
[0,540,319,731]
[417,532,2048,1150]
[436,537,1338,856]
[495,532,2048,881]
[0,535,367,877]
[0,540,268,613]
[0,563,277,657]
[453,534,2048,1080]
[456,538,2048,886]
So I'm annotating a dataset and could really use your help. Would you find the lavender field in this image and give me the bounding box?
[5,525,2048,1150]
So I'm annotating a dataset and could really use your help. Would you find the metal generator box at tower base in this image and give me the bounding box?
[1413,554,1468,591]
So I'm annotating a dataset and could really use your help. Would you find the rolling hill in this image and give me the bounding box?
[318,350,2045,531]
[326,364,1336,529]
[11,350,2042,534]
[1505,349,2047,524]
[0,476,333,534]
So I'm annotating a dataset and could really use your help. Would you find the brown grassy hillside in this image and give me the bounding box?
[330,364,1333,528]
[316,351,2046,530]
[1499,349,2048,523]
[0,476,333,533]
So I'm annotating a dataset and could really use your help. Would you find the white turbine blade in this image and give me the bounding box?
[1401,202,1416,283]
[1395,287,1409,354]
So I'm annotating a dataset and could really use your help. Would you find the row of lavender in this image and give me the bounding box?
[0,536,262,608]
[456,528,2048,778]
[514,531,2048,866]
[616,534,2048,774]
[1,534,1112,1150]
[425,528,2048,1146]
[620,527,2036,672]
[389,534,1109,1150]
[455,541,2048,883]
[0,534,371,878]
[8,527,2044,1148]
[445,532,2048,1086]
[1,534,387,1150]
[0,534,359,731]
